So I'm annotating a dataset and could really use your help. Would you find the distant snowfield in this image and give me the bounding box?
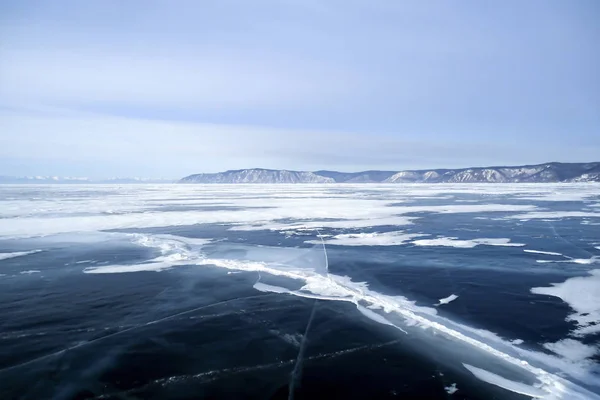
[0,183,598,238]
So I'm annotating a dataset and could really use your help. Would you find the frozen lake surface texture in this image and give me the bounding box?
[0,183,599,400]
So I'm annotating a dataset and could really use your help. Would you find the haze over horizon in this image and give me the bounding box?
[1,1,599,179]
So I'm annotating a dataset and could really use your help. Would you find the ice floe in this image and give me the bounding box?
[444,383,459,394]
[436,294,459,306]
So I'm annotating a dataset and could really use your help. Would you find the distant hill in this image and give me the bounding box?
[180,162,600,183]
[180,169,333,184]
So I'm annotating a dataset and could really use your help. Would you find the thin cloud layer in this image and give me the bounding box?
[1,1,598,177]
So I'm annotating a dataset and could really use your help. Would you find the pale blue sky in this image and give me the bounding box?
[1,0,598,178]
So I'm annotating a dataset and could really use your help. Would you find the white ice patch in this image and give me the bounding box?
[253,282,293,294]
[535,257,599,266]
[436,294,459,306]
[232,216,416,232]
[20,270,40,274]
[572,258,599,265]
[445,383,459,395]
[511,339,524,345]
[305,231,427,247]
[543,339,599,363]
[0,250,41,261]
[84,234,209,274]
[524,250,563,256]
[509,211,600,220]
[412,237,525,248]
[356,305,407,334]
[463,364,547,398]
[531,270,600,337]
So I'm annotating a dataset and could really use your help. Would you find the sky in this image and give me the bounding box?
[0,0,599,178]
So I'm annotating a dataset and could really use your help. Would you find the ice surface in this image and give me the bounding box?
[436,294,459,306]
[196,248,600,398]
[463,364,547,397]
[0,250,41,261]
[305,231,426,246]
[524,250,563,256]
[531,270,600,337]
[74,229,600,397]
[3,184,600,398]
[412,237,525,248]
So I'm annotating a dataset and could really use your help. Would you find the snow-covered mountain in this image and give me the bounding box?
[180,163,600,183]
[180,169,334,184]
[314,170,397,183]
[384,162,600,183]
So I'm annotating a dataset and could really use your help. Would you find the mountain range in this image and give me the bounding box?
[180,162,600,183]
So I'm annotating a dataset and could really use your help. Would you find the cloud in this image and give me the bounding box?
[0,1,599,177]
[0,48,362,111]
[2,107,598,178]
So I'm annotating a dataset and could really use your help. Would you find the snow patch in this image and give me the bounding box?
[20,270,40,274]
[0,250,41,261]
[413,237,524,248]
[524,250,563,256]
[444,383,459,395]
[535,257,599,266]
[305,231,427,247]
[531,270,600,337]
[84,234,208,274]
[509,211,600,220]
[543,339,599,363]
